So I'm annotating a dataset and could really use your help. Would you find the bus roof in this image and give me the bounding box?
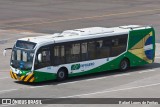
[18,25,152,45]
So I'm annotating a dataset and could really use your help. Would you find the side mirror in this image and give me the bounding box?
[38,54,42,62]
[3,50,6,56]
[3,48,12,56]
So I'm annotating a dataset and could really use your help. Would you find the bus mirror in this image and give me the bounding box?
[3,48,12,56]
[3,50,6,56]
[38,54,42,62]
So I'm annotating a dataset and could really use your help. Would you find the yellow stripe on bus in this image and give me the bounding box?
[29,77,35,82]
[20,76,25,81]
[24,74,33,82]
[13,73,17,79]
[11,72,16,79]
[10,71,13,78]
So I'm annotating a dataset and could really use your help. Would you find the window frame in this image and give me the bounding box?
[34,45,52,70]
[51,33,128,65]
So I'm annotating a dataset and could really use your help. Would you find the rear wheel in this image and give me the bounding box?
[57,69,67,81]
[120,59,129,71]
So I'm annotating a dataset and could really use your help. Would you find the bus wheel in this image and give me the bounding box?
[57,69,67,81]
[120,59,129,71]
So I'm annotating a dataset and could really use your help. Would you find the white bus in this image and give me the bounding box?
[4,25,155,82]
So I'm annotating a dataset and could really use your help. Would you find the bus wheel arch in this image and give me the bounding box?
[57,67,68,81]
[119,57,130,71]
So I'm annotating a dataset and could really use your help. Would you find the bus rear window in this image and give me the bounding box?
[16,40,36,49]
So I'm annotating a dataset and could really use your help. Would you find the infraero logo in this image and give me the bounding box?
[71,62,95,70]
[71,64,80,70]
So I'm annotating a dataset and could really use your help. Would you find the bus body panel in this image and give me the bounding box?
[8,26,155,82]
[128,28,155,67]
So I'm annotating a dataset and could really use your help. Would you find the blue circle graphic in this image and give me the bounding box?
[145,36,153,60]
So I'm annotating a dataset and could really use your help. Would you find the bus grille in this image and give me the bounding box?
[10,70,34,82]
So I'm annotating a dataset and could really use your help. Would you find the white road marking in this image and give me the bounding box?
[29,85,49,89]
[0,77,9,80]
[0,86,46,95]
[113,73,130,77]
[57,76,111,86]
[1,70,9,72]
[0,89,18,94]
[138,69,155,74]
[60,82,160,98]
[1,105,9,107]
[58,69,157,85]
[58,73,130,86]
[2,8,160,28]
[1,105,15,107]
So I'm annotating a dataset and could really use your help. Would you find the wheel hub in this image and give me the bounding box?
[121,61,127,70]
[59,72,65,78]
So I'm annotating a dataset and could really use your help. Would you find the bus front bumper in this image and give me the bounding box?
[10,70,35,82]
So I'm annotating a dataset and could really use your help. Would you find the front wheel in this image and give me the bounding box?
[57,69,67,81]
[120,59,129,71]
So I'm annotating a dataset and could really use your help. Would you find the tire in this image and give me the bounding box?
[120,59,129,71]
[57,69,67,81]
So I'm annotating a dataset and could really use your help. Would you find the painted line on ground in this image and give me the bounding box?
[0,86,42,95]
[1,70,9,71]
[138,69,155,74]
[0,77,10,80]
[1,8,160,28]
[57,69,155,86]
[57,76,111,86]
[57,73,131,86]
[0,70,10,73]
[60,82,160,98]
[0,89,18,94]
[1,70,9,72]
[1,104,19,107]
[29,85,49,89]
[113,73,130,77]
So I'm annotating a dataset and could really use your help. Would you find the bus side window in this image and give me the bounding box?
[88,41,96,60]
[101,39,111,58]
[53,45,65,65]
[72,43,80,62]
[111,38,120,57]
[42,50,50,62]
[66,43,80,63]
[95,39,111,59]
[111,35,128,57]
[81,42,88,61]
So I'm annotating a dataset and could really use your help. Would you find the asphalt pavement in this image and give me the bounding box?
[1,0,160,107]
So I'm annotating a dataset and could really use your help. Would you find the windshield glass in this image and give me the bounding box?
[16,40,36,49]
[11,47,35,70]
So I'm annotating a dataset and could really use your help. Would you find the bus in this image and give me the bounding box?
[4,25,155,82]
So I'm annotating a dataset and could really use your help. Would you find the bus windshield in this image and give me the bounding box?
[16,40,36,49]
[11,47,35,70]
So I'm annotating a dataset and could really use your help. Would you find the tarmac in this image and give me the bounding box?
[0,0,160,107]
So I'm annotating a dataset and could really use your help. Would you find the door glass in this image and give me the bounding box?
[35,46,51,69]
